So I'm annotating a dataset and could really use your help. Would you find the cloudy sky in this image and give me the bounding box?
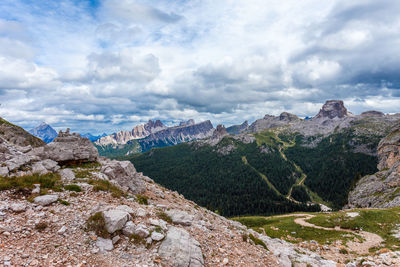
[1,0,400,134]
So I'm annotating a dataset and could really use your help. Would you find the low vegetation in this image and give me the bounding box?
[64,184,82,192]
[136,194,149,205]
[307,208,400,251]
[86,212,109,238]
[234,215,360,245]
[157,211,172,224]
[89,179,125,198]
[0,173,62,192]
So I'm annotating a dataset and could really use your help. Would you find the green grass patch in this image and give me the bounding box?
[64,184,82,192]
[0,173,62,191]
[86,212,109,238]
[249,233,268,250]
[73,169,92,179]
[58,199,70,206]
[89,179,125,198]
[136,194,149,205]
[307,208,400,250]
[157,211,172,223]
[234,215,358,245]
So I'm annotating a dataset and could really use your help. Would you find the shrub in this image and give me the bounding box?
[130,233,146,245]
[136,194,149,205]
[89,179,125,198]
[156,211,172,223]
[58,199,70,206]
[35,221,48,232]
[339,248,348,254]
[249,233,268,250]
[64,184,82,192]
[86,212,109,238]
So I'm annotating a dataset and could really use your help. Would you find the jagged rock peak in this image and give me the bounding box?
[315,100,349,119]
[212,124,228,139]
[279,112,299,121]
[179,119,195,127]
[145,120,165,132]
[29,122,58,143]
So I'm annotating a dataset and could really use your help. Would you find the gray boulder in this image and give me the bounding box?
[122,221,136,236]
[134,223,149,238]
[158,226,204,267]
[96,237,113,252]
[59,168,75,182]
[102,209,131,234]
[100,159,145,194]
[32,161,49,175]
[34,195,58,206]
[151,231,165,241]
[41,129,98,164]
[10,203,26,213]
[0,167,8,177]
[165,209,194,226]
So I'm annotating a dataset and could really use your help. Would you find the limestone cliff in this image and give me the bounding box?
[347,124,400,208]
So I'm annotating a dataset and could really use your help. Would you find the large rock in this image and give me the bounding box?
[59,168,75,182]
[34,195,59,206]
[165,209,194,226]
[100,159,145,194]
[102,209,131,234]
[95,237,113,252]
[158,227,204,267]
[40,129,98,164]
[122,221,136,236]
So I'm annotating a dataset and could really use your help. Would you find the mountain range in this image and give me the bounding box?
[126,100,400,216]
[28,122,107,143]
[95,119,214,157]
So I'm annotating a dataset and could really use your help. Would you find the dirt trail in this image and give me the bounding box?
[293,214,383,254]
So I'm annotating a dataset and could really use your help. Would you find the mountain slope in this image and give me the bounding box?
[29,122,58,143]
[0,117,45,147]
[347,123,400,208]
[126,100,399,215]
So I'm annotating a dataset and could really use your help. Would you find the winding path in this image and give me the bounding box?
[291,214,384,254]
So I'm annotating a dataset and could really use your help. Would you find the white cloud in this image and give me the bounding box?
[0,0,400,133]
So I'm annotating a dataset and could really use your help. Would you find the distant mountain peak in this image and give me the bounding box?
[29,122,58,143]
[315,100,349,119]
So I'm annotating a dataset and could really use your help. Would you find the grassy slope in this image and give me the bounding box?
[234,207,400,251]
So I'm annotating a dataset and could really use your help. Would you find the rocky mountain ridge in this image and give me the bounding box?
[95,120,166,147]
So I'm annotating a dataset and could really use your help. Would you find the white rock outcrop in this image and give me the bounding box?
[158,226,204,267]
[102,209,131,234]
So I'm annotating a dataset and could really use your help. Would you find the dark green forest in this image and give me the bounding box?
[129,140,319,217]
[125,129,380,216]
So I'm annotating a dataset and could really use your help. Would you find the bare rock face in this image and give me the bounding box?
[347,125,400,209]
[158,226,204,267]
[41,129,98,164]
[100,158,146,194]
[377,125,400,170]
[314,100,349,120]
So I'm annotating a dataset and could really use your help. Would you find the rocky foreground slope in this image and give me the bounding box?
[347,123,400,208]
[0,122,344,266]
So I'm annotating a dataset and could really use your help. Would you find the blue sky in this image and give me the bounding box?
[0,0,400,134]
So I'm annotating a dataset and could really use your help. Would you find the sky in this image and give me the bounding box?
[0,0,400,134]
